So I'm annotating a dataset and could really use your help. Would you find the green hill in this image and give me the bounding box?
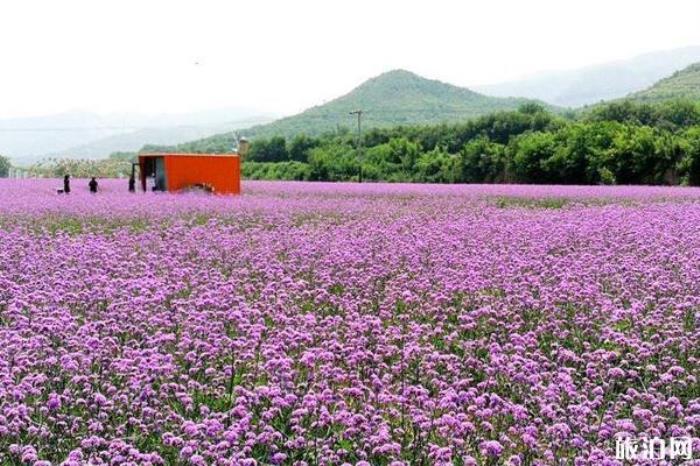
[249,69,552,135]
[628,63,700,103]
[152,70,552,152]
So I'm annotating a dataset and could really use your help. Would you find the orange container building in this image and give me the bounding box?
[138,152,241,195]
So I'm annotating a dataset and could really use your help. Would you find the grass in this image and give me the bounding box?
[491,196,570,209]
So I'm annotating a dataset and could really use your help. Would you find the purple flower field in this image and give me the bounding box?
[0,179,699,465]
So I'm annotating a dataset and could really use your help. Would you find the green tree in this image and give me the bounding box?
[518,102,547,115]
[288,134,319,163]
[652,131,686,184]
[509,132,559,183]
[308,144,358,181]
[415,147,459,183]
[0,154,10,178]
[248,137,289,162]
[606,126,658,184]
[587,100,656,126]
[681,127,700,185]
[655,100,700,130]
[460,137,507,183]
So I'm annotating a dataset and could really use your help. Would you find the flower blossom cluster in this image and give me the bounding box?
[0,179,698,465]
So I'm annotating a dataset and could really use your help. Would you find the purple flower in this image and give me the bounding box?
[480,440,504,457]
[47,393,61,410]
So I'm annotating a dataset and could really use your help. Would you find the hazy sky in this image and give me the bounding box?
[2,0,700,119]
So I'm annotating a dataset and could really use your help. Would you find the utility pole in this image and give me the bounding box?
[349,110,363,183]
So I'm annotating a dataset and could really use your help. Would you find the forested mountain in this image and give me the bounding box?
[155,70,552,153]
[627,63,700,103]
[251,69,552,134]
[476,46,700,107]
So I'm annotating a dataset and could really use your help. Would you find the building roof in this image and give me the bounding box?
[139,152,239,158]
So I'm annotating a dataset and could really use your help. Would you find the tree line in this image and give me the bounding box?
[242,100,700,185]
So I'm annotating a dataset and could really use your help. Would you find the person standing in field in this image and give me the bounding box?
[89,177,98,193]
[63,174,71,194]
[128,175,136,192]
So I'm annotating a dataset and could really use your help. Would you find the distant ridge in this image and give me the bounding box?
[1,108,273,166]
[476,46,700,107]
[627,63,700,103]
[50,115,274,160]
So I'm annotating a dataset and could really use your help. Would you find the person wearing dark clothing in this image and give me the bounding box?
[89,177,98,193]
[63,175,71,194]
[128,176,136,193]
[154,177,165,192]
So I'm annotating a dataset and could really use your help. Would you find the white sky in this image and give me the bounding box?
[1,0,699,119]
